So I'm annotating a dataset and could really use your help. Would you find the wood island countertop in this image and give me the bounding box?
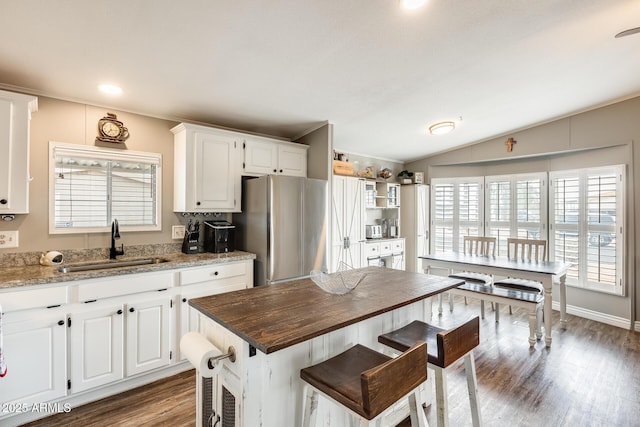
[189,267,463,354]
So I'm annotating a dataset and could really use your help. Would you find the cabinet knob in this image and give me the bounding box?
[196,201,201,206]
[273,169,277,173]
[117,309,123,315]
[279,169,283,173]
[58,320,65,326]
[182,298,187,303]
[129,307,135,313]
[0,199,6,205]
[213,271,219,276]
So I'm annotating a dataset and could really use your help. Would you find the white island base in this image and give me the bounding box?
[196,298,434,426]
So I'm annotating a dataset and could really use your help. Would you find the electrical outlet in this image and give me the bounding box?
[172,225,186,240]
[0,230,19,248]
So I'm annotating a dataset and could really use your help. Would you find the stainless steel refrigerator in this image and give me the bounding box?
[233,175,327,285]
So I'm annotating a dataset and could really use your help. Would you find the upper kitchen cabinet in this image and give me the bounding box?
[0,90,38,214]
[243,137,308,177]
[172,123,242,213]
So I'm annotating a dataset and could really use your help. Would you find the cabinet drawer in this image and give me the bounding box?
[0,286,68,312]
[392,239,404,254]
[180,262,247,286]
[74,271,174,302]
[380,241,393,256]
[365,242,380,259]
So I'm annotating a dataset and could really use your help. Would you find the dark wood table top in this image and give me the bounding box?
[189,267,463,354]
[421,253,572,276]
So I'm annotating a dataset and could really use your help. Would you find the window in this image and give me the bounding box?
[431,177,483,253]
[485,173,546,255]
[49,142,162,234]
[549,166,624,295]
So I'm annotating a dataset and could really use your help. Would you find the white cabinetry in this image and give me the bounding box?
[172,123,242,213]
[0,307,67,406]
[400,184,430,272]
[69,302,125,393]
[177,261,252,360]
[331,176,365,272]
[364,238,405,270]
[0,89,37,214]
[243,138,307,177]
[125,294,172,376]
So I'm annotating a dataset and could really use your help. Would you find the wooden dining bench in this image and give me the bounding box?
[455,280,543,347]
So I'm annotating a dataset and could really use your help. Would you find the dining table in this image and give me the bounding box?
[420,253,573,347]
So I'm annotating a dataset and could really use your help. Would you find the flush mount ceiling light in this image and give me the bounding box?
[428,121,455,135]
[401,0,427,10]
[98,84,122,96]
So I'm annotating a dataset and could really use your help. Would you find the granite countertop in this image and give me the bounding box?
[189,267,463,354]
[0,251,256,290]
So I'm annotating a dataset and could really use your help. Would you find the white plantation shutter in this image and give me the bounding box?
[50,142,161,233]
[550,166,624,295]
[431,178,483,253]
[486,174,546,256]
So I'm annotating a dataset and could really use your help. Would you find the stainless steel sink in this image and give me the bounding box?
[57,257,170,273]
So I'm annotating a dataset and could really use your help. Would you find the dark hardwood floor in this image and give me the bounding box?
[22,296,640,427]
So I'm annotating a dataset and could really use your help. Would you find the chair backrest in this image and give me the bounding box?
[360,341,427,419]
[506,238,547,261]
[463,236,496,256]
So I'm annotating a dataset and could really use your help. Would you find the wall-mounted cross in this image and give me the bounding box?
[505,137,516,152]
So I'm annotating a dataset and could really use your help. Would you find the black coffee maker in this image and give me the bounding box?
[204,220,235,253]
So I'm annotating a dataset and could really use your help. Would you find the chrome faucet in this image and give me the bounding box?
[110,219,125,259]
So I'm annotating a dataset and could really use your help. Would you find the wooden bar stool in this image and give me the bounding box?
[378,317,482,427]
[300,342,429,426]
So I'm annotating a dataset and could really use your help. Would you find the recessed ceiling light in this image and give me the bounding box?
[401,0,427,10]
[98,84,122,96]
[428,121,456,135]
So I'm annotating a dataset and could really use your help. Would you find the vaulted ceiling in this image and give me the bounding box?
[1,0,639,161]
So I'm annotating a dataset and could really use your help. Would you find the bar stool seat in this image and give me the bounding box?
[300,342,429,426]
[378,317,482,427]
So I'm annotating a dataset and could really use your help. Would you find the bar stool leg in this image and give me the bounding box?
[302,384,319,427]
[494,303,500,323]
[433,366,449,427]
[480,300,485,320]
[408,390,429,427]
[464,352,483,427]
[438,294,444,315]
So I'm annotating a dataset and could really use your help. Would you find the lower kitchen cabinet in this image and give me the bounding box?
[68,302,125,393]
[0,307,67,406]
[125,295,172,377]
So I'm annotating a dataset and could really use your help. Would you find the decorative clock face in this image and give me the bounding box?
[102,121,121,137]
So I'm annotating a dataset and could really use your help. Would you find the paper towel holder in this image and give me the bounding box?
[207,345,236,369]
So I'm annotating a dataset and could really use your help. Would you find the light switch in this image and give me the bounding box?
[0,230,19,248]
[172,225,186,240]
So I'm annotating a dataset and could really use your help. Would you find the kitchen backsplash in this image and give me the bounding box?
[0,243,182,267]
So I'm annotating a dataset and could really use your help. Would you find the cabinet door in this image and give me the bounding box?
[126,297,172,376]
[0,310,67,406]
[194,132,240,211]
[69,304,124,393]
[277,143,307,177]
[243,138,278,175]
[331,176,364,271]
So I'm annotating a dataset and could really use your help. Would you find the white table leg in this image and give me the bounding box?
[464,352,483,427]
[559,274,567,329]
[543,277,553,347]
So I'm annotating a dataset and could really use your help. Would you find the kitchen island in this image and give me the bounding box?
[189,266,463,426]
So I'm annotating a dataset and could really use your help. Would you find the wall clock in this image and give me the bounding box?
[96,113,130,144]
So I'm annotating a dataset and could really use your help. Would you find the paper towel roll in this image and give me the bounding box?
[180,331,223,378]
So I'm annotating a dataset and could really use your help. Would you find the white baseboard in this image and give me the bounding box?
[552,301,631,330]
[635,321,640,332]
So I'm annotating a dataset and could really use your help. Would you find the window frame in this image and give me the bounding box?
[48,141,162,234]
[485,172,547,256]
[549,165,625,296]
[430,177,484,254]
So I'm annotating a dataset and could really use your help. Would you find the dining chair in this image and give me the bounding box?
[448,236,496,318]
[493,238,547,315]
